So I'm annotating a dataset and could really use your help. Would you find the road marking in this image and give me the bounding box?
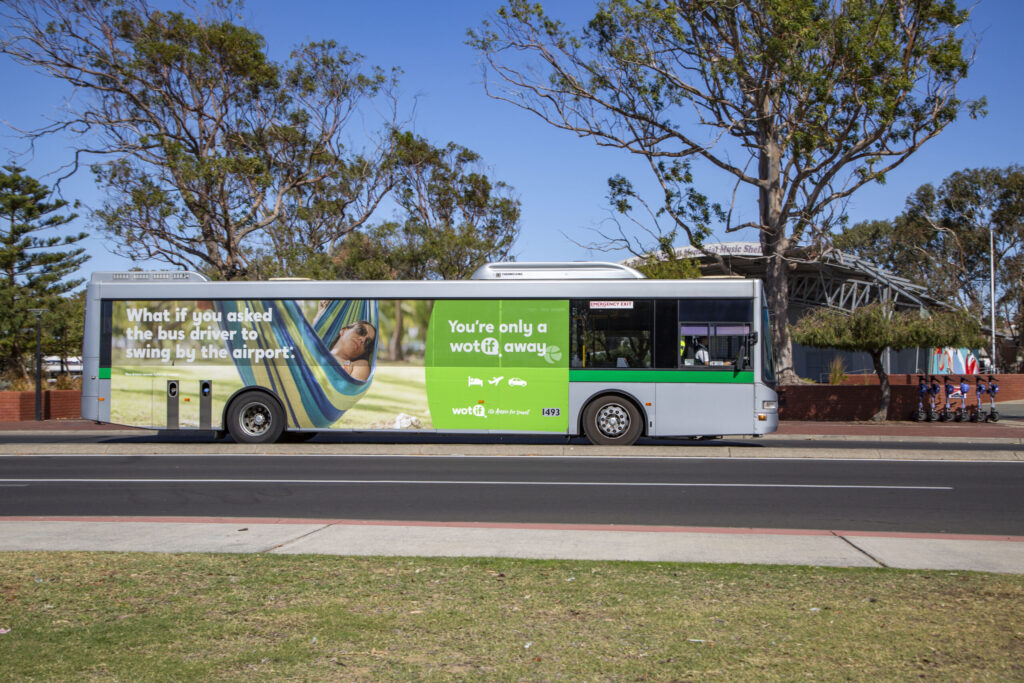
[0,453,1019,463]
[0,478,952,490]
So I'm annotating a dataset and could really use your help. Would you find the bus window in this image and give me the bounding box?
[679,299,753,368]
[570,300,653,368]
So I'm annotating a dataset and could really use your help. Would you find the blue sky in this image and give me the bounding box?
[2,0,1023,279]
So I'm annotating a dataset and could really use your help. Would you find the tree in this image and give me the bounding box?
[0,166,88,379]
[792,303,983,421]
[835,166,1024,347]
[44,291,86,377]
[471,0,981,383]
[387,132,520,280]
[1,0,400,280]
[629,236,702,279]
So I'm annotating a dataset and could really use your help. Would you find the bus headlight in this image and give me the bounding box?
[762,400,777,411]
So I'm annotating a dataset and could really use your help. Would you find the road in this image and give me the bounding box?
[2,453,1022,535]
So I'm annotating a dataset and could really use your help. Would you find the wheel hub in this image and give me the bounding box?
[241,404,271,436]
[597,404,629,437]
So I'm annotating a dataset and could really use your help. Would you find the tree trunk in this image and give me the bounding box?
[389,299,404,362]
[871,350,890,422]
[759,140,799,384]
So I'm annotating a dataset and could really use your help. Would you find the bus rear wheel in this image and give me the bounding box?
[227,391,285,444]
[582,395,642,446]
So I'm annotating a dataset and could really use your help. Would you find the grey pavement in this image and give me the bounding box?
[1,400,1023,574]
[1,519,1022,574]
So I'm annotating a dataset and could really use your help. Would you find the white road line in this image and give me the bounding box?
[0,478,953,490]
[0,453,1016,464]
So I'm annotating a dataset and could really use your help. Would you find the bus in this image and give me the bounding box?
[81,263,778,444]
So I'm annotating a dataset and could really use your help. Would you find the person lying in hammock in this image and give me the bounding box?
[327,320,377,381]
[313,299,378,381]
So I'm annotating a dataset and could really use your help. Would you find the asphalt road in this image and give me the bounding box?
[3,454,1022,535]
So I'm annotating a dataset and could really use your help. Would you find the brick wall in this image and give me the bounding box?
[777,384,919,421]
[839,374,1024,401]
[0,390,81,421]
[47,390,81,419]
[778,374,1022,420]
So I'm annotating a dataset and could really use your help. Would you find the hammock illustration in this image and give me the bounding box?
[216,298,378,428]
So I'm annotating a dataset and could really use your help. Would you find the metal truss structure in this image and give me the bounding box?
[687,242,938,319]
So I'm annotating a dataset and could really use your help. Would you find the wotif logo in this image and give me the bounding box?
[481,337,499,355]
[448,336,501,356]
[451,404,487,418]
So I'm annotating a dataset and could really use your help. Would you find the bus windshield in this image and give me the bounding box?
[761,299,776,385]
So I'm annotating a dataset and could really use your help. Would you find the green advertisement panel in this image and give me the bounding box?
[106,297,569,433]
[425,300,569,431]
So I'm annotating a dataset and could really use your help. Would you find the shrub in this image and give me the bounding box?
[828,357,848,385]
[53,374,82,390]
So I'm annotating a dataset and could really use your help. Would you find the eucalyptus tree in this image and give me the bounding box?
[836,166,1024,342]
[1,0,401,280]
[471,0,982,382]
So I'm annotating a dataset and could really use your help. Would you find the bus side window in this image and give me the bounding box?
[711,324,751,367]
[679,324,709,366]
[678,299,753,370]
[569,299,653,368]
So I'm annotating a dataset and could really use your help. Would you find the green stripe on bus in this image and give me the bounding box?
[569,369,754,384]
[99,368,111,379]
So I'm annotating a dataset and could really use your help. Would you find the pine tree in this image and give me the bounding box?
[0,166,88,380]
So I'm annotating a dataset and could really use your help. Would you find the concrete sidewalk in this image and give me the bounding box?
[2,517,1023,574]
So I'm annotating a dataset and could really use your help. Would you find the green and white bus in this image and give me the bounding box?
[82,263,778,444]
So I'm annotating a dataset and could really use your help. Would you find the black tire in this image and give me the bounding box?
[226,391,285,444]
[582,395,642,446]
[988,411,1000,423]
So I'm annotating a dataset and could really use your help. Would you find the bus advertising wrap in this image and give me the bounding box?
[107,298,569,432]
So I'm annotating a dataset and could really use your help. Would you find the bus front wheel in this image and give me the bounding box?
[227,391,285,444]
[582,395,642,446]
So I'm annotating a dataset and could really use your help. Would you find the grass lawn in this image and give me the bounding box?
[1,553,1022,680]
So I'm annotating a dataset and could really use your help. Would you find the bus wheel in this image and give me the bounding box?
[583,395,642,446]
[227,391,285,444]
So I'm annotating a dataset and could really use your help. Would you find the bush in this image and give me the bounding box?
[53,374,82,390]
[828,357,848,385]
[1,373,33,392]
